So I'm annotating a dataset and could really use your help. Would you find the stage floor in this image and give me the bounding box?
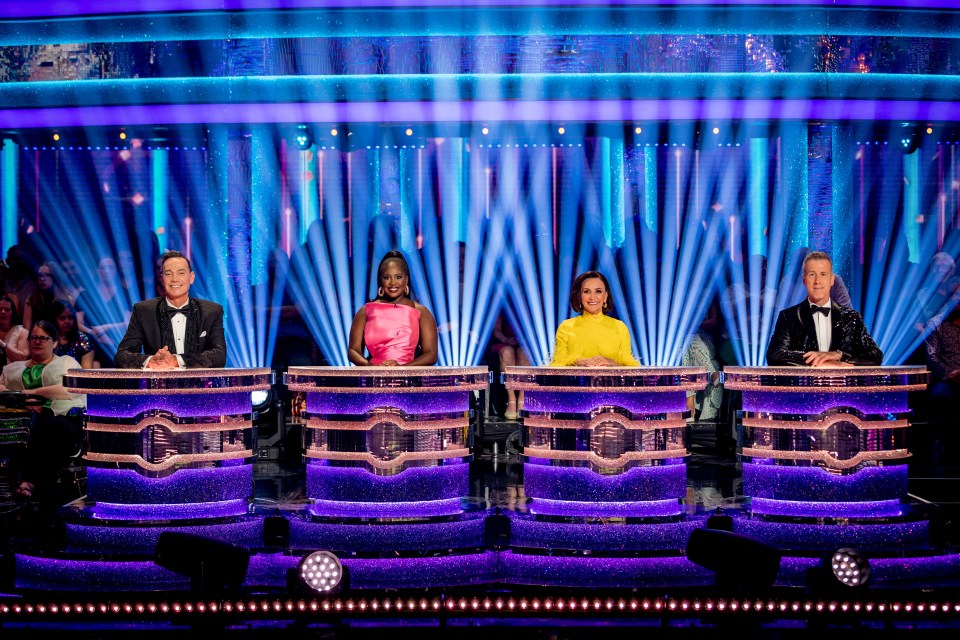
[2,418,960,634]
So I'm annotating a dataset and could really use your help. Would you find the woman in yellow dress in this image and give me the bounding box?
[551,271,640,367]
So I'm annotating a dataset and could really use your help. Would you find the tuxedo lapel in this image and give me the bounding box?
[798,302,818,347]
[829,301,841,351]
[145,302,166,354]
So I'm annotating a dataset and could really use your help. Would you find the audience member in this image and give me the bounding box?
[0,295,28,364]
[924,276,960,436]
[682,329,722,423]
[23,262,73,330]
[1,245,36,317]
[489,312,530,420]
[917,252,957,328]
[0,320,85,502]
[50,299,96,369]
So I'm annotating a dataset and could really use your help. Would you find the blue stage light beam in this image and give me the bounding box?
[285,143,357,366]
[853,136,960,364]
[611,126,729,366]
[505,136,591,366]
[716,123,807,367]
[399,135,507,366]
[19,130,154,357]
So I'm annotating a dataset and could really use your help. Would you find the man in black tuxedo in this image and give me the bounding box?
[766,251,883,367]
[115,250,226,369]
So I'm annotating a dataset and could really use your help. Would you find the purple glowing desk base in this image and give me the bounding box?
[288,511,487,552]
[16,548,960,592]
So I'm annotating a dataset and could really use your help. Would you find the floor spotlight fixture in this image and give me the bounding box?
[830,547,870,588]
[299,550,344,593]
[806,547,871,593]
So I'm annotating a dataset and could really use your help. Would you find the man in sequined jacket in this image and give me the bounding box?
[766,251,883,367]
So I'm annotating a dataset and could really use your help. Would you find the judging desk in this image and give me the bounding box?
[724,365,930,553]
[284,366,488,509]
[505,366,707,512]
[282,366,493,568]
[63,368,274,522]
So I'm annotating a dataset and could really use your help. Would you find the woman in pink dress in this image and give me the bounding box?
[348,250,438,366]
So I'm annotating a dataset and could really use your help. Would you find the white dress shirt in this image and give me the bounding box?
[143,297,189,369]
[810,299,832,352]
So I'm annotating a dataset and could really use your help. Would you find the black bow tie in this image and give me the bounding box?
[811,304,830,316]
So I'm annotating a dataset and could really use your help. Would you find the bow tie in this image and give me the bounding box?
[811,304,830,316]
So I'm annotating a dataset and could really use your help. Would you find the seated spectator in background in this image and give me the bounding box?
[23,261,73,331]
[489,313,530,420]
[58,259,84,302]
[1,245,36,317]
[918,252,957,328]
[0,295,28,365]
[115,250,226,369]
[682,329,722,423]
[551,271,640,367]
[50,299,96,369]
[924,276,960,429]
[76,256,130,352]
[349,250,438,367]
[767,251,883,367]
[0,320,85,502]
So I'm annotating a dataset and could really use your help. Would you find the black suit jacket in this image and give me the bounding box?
[115,297,227,369]
[766,300,883,366]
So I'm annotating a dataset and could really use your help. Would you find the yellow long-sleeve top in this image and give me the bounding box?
[550,313,641,367]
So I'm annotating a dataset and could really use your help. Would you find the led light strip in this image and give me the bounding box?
[523,414,687,430]
[85,450,252,472]
[741,447,909,469]
[522,446,688,467]
[85,417,252,433]
[303,448,471,469]
[741,414,909,431]
[304,416,469,431]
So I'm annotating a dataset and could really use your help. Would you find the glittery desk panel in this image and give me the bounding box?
[742,462,908,502]
[735,518,930,553]
[15,556,190,592]
[66,370,271,496]
[291,367,483,486]
[503,367,702,499]
[64,517,264,555]
[729,366,927,497]
[288,512,487,552]
[523,462,687,503]
[85,392,254,418]
[305,461,468,502]
[86,465,253,505]
[509,512,700,552]
[242,551,499,590]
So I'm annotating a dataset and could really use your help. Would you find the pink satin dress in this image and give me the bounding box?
[363,302,421,365]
